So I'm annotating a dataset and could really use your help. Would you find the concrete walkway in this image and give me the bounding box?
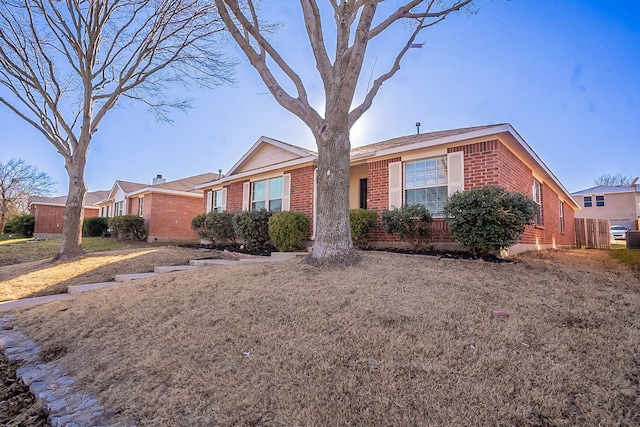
[0,251,307,313]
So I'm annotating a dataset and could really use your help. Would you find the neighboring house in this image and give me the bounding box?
[30,190,110,238]
[197,124,579,253]
[572,185,640,230]
[96,173,219,241]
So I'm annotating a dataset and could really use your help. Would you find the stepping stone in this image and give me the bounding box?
[0,294,71,312]
[154,265,198,274]
[239,258,276,263]
[114,272,158,282]
[67,282,118,295]
[270,251,308,261]
[189,259,240,266]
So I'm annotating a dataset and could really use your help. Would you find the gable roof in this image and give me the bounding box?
[572,185,639,196]
[29,190,110,209]
[197,136,317,189]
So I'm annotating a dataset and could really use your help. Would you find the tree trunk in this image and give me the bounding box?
[306,125,361,267]
[56,155,88,261]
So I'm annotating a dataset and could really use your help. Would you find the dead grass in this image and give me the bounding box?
[0,246,204,301]
[5,249,640,426]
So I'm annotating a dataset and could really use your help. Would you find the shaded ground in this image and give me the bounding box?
[1,248,638,426]
[0,345,49,427]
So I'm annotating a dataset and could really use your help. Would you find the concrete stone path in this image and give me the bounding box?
[0,250,307,426]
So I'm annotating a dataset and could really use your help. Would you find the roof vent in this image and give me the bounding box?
[152,174,166,185]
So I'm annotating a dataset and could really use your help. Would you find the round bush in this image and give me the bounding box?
[83,216,109,237]
[443,185,537,255]
[268,211,309,252]
[381,204,432,248]
[349,209,378,248]
[233,209,272,249]
[108,215,147,241]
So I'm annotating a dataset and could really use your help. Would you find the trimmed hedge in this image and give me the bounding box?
[83,216,109,237]
[443,185,537,255]
[381,204,433,248]
[268,211,309,252]
[191,211,236,244]
[349,209,378,248]
[233,209,272,249]
[108,215,147,241]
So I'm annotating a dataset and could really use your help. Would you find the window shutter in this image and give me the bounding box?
[206,191,213,213]
[388,162,402,209]
[221,188,227,211]
[447,151,465,196]
[242,182,250,211]
[282,173,291,211]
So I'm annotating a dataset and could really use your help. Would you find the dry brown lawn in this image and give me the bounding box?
[4,249,640,426]
[0,246,203,301]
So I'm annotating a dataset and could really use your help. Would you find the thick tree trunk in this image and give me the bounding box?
[306,125,361,267]
[55,155,88,261]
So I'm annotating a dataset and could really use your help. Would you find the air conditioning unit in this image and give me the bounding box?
[627,231,640,249]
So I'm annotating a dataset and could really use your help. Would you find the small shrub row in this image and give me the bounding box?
[108,215,147,241]
[190,185,536,254]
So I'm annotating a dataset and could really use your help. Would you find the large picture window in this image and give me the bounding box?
[404,157,448,216]
[252,177,283,212]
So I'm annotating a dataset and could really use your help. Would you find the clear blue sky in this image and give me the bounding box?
[1,1,639,195]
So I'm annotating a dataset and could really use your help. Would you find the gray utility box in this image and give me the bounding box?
[626,231,640,249]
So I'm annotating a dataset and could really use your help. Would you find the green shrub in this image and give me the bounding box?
[3,214,35,236]
[233,209,272,249]
[381,204,433,248]
[205,211,236,244]
[108,215,147,241]
[83,216,109,237]
[191,214,209,239]
[443,185,537,256]
[349,209,378,248]
[191,211,236,243]
[268,211,309,252]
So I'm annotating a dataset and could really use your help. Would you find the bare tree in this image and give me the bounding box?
[215,0,475,266]
[0,158,55,232]
[594,173,635,187]
[0,0,232,260]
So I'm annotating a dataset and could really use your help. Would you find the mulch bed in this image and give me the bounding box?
[0,353,50,427]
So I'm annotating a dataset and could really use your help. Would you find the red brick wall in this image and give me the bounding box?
[33,204,98,235]
[225,181,247,212]
[363,139,574,248]
[146,193,202,241]
[286,165,316,237]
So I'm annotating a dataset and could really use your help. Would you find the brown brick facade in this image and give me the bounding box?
[362,139,573,248]
[32,205,98,236]
[144,193,201,241]
[286,165,316,237]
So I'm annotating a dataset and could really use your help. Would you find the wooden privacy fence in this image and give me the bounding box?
[575,218,610,249]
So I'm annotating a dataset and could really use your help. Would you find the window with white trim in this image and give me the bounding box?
[559,200,564,233]
[212,189,224,212]
[115,201,124,216]
[595,195,605,207]
[532,180,542,225]
[251,177,283,212]
[138,197,144,216]
[404,156,448,216]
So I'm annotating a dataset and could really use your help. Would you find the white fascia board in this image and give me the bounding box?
[127,188,204,198]
[30,201,99,209]
[196,155,317,189]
